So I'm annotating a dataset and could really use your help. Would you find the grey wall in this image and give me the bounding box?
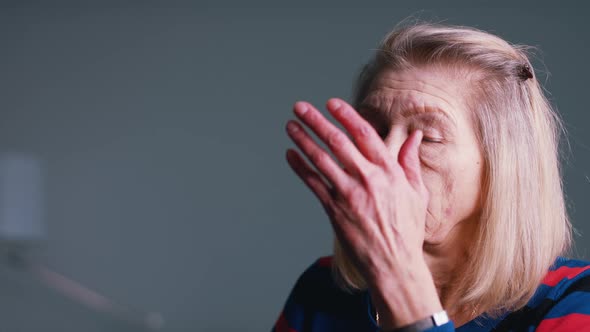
[1,1,589,331]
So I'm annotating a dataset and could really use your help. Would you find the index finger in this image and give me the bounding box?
[326,98,394,169]
[292,101,371,176]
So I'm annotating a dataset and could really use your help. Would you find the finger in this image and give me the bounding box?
[285,148,334,208]
[398,129,424,189]
[293,101,370,176]
[326,98,393,169]
[287,149,359,249]
[286,120,352,194]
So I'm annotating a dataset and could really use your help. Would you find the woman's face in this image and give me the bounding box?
[359,67,484,245]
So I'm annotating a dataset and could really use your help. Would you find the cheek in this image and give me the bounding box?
[418,144,444,167]
[420,166,456,242]
[419,149,468,227]
[419,145,482,219]
[419,145,454,205]
[419,148,448,198]
[432,158,483,225]
[421,161,456,218]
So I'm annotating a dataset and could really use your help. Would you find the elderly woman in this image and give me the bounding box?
[273,22,590,332]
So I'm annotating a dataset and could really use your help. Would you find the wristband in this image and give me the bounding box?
[379,310,449,332]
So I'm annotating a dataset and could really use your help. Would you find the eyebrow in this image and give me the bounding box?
[358,103,457,128]
[404,110,457,129]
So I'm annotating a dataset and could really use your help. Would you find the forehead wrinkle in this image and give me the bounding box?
[373,77,459,106]
[361,88,459,127]
[372,86,458,116]
[366,68,469,117]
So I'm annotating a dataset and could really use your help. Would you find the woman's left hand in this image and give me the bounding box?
[285,98,442,328]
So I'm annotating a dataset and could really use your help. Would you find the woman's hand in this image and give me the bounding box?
[285,98,443,328]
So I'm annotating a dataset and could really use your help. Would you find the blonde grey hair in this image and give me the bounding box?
[332,22,572,317]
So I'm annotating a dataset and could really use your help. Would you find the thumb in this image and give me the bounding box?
[398,130,424,189]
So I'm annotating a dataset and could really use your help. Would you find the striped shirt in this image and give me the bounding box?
[272,256,590,332]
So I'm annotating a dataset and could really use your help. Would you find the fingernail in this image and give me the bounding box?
[328,99,342,110]
[287,121,299,133]
[294,102,308,116]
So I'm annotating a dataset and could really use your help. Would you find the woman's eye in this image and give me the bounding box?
[422,136,443,143]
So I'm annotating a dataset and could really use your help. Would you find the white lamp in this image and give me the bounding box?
[0,154,163,330]
[0,154,45,243]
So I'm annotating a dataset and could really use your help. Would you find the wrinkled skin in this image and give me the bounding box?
[285,67,484,328]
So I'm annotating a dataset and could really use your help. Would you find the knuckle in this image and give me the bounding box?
[310,150,326,165]
[342,184,364,203]
[327,130,345,147]
[389,165,405,179]
[358,124,372,137]
[359,167,381,186]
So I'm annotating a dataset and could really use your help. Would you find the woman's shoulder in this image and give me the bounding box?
[272,256,374,331]
[526,256,590,308]
[287,256,362,306]
[518,256,590,331]
[541,256,590,291]
[281,256,369,319]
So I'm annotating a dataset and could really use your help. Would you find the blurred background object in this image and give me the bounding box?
[0,154,163,331]
[1,1,589,331]
[0,154,44,242]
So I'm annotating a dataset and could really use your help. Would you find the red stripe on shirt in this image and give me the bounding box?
[542,265,590,287]
[274,312,298,332]
[317,256,333,267]
[536,313,590,332]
